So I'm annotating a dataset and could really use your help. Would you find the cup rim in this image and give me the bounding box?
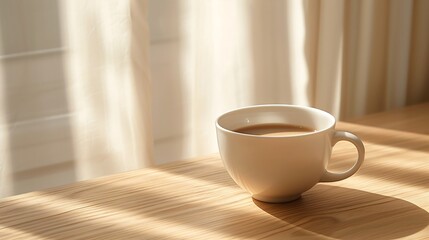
[215,104,336,138]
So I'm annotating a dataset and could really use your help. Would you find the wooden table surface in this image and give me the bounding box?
[1,103,429,239]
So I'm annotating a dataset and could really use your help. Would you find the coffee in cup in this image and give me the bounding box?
[234,123,315,137]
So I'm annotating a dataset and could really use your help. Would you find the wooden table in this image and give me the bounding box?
[1,103,429,239]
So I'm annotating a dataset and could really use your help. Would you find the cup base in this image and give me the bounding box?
[252,194,301,203]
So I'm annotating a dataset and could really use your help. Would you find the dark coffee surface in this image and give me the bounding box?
[234,123,315,137]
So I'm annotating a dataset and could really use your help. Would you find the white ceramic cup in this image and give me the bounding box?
[216,105,365,203]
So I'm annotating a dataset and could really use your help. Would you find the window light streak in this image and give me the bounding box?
[0,227,39,239]
[1,192,234,239]
[108,167,240,193]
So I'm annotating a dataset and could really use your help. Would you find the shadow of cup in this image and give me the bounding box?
[253,184,429,239]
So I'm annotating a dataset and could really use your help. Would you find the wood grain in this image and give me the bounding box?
[0,103,429,239]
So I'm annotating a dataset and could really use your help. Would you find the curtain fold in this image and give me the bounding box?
[61,0,153,180]
[407,0,429,105]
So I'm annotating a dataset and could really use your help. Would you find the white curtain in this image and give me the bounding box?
[159,0,429,161]
[0,0,428,196]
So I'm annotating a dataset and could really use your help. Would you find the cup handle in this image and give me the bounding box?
[320,131,365,182]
